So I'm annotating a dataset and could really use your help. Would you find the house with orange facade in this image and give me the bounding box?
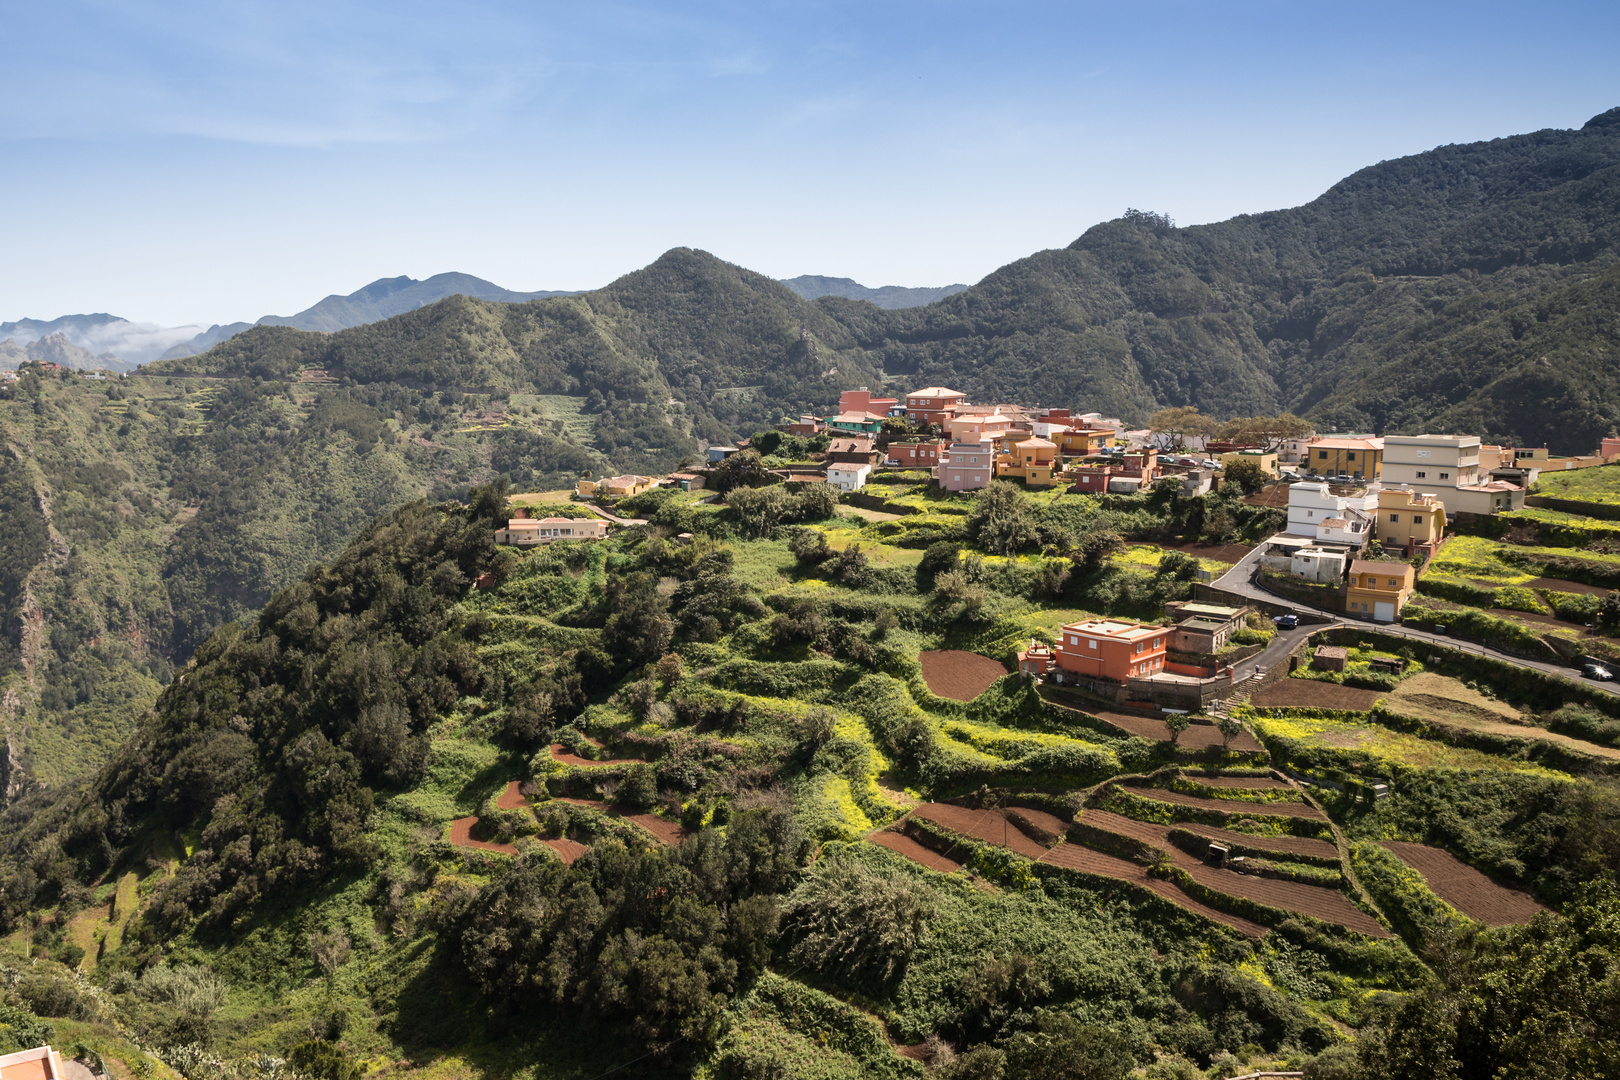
[838,388,898,416]
[886,439,947,467]
[948,411,1014,444]
[1055,426,1116,456]
[1346,559,1416,623]
[1051,618,1172,685]
[905,387,968,427]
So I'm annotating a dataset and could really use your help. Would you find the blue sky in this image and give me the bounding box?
[3,1,1618,326]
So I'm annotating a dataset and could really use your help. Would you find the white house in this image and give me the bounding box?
[826,462,872,492]
[1382,434,1524,515]
[1286,481,1379,538]
[1291,546,1348,584]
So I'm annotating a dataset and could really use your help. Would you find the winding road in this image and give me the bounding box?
[1211,541,1620,698]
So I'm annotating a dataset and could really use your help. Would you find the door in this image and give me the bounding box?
[1373,601,1395,623]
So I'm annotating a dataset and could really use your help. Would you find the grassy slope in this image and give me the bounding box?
[5,483,1617,1079]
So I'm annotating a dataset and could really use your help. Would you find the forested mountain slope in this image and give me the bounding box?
[827,107,1620,450]
[152,248,884,446]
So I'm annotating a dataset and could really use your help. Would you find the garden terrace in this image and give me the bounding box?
[918,649,1010,700]
[1250,680,1386,711]
[1378,842,1546,926]
[1069,812,1385,937]
[553,796,691,845]
[1120,784,1329,821]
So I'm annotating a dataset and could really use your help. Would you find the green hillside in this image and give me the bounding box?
[0,367,610,797]
[828,108,1620,451]
[1,483,1616,1079]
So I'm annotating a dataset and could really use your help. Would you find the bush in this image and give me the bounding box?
[619,763,659,810]
[289,1040,361,1080]
[782,855,936,985]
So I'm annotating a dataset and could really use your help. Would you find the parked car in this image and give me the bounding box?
[1273,613,1299,630]
[1583,662,1614,682]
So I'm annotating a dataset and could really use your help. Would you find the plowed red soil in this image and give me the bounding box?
[448,816,517,855]
[1005,806,1070,844]
[1176,859,1386,936]
[1128,786,1325,820]
[1035,842,1268,937]
[496,780,528,809]
[868,829,965,873]
[552,796,687,845]
[544,838,589,864]
[549,743,641,767]
[1379,842,1546,925]
[911,803,1053,859]
[919,650,1008,701]
[1075,810,1383,936]
[1087,711,1263,752]
[1251,680,1384,711]
[1172,822,1339,861]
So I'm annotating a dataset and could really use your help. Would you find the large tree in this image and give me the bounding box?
[1147,406,1218,451]
[1217,413,1314,451]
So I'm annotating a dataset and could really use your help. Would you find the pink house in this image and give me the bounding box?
[937,439,995,491]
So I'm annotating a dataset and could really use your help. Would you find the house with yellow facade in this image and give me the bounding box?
[576,474,658,498]
[1217,448,1279,477]
[1375,487,1445,556]
[1305,437,1384,479]
[996,436,1062,486]
[1055,426,1115,456]
[1346,559,1415,623]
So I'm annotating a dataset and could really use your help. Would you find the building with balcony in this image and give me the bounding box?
[996,436,1062,486]
[936,439,995,491]
[496,515,610,545]
[1382,434,1523,515]
[1376,487,1445,556]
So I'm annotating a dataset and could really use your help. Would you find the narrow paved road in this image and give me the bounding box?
[581,503,647,526]
[1211,540,1620,699]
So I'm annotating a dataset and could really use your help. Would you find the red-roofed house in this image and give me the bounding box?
[905,387,968,427]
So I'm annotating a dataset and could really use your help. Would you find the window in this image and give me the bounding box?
[1318,450,1328,459]
[1389,578,1399,586]
[1416,471,1426,479]
[1439,472,1449,480]
[1348,452,1357,461]
[1388,513,1399,522]
[1069,636,1077,645]
[1306,510,1314,517]
[1088,639,1097,650]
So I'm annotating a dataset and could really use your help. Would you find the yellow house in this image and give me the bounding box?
[1305,437,1384,479]
[996,436,1063,486]
[1218,449,1278,477]
[576,474,657,498]
[1346,559,1415,623]
[1376,488,1445,555]
[1056,427,1115,456]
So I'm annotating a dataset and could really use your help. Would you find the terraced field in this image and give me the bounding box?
[886,777,1387,939]
[1380,842,1546,925]
[1124,785,1327,821]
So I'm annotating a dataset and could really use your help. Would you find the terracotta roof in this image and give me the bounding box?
[908,387,964,398]
[1310,437,1384,450]
[1013,437,1057,449]
[1350,559,1412,575]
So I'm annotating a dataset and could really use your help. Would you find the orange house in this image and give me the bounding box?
[1053,619,1171,684]
[905,387,968,427]
[1056,427,1116,456]
[887,439,948,467]
[1,1046,66,1080]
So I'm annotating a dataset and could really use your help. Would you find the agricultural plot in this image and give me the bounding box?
[918,649,1008,700]
[1382,674,1620,762]
[1249,711,1577,775]
[1126,786,1328,821]
[1251,680,1385,711]
[1531,463,1620,506]
[867,828,965,873]
[1379,842,1546,925]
